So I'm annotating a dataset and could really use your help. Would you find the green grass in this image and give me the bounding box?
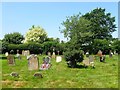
[1,54,118,88]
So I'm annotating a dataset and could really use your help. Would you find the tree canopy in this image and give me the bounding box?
[24,25,47,43]
[3,32,24,44]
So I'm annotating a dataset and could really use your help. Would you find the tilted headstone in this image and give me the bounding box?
[56,56,62,63]
[7,55,15,65]
[28,55,39,70]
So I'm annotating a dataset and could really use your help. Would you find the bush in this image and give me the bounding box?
[64,49,84,68]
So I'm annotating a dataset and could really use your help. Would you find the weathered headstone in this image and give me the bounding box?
[97,50,102,57]
[24,50,30,56]
[5,52,9,57]
[109,50,113,58]
[10,72,19,77]
[47,52,51,57]
[89,56,95,67]
[16,50,21,60]
[7,55,15,65]
[89,56,94,63]
[56,56,62,63]
[34,72,43,78]
[86,52,89,57]
[22,50,24,56]
[43,56,51,64]
[28,55,39,70]
[52,52,56,58]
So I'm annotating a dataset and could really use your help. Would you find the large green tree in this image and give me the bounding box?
[24,25,47,43]
[61,14,93,48]
[60,14,91,67]
[3,32,24,44]
[82,8,116,40]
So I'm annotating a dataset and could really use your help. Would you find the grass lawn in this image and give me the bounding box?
[1,54,118,88]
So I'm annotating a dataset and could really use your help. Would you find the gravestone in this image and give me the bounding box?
[56,56,62,63]
[89,56,94,63]
[97,50,102,57]
[43,56,51,64]
[109,50,113,58]
[34,72,43,78]
[7,55,15,65]
[5,52,9,57]
[89,56,94,67]
[16,50,21,60]
[40,57,51,70]
[10,72,19,77]
[47,52,51,57]
[52,52,56,58]
[22,50,24,56]
[86,52,89,57]
[24,50,30,56]
[28,55,39,70]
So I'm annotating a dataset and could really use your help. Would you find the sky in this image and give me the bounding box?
[1,2,118,41]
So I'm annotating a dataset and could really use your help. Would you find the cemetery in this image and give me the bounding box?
[0,5,119,89]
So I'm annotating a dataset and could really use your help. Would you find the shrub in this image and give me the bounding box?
[64,49,84,68]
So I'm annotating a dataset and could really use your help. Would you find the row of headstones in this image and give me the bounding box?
[85,50,117,58]
[7,53,62,70]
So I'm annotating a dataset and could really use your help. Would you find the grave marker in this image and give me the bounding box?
[7,55,15,65]
[56,56,62,63]
[28,55,39,70]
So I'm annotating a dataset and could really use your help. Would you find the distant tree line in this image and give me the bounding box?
[0,8,119,56]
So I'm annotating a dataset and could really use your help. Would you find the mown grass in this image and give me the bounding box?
[1,54,118,88]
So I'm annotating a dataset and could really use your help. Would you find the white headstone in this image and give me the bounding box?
[56,56,62,62]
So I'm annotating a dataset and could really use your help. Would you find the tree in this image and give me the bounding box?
[60,14,93,48]
[82,8,116,40]
[60,14,92,67]
[3,32,24,44]
[24,25,47,43]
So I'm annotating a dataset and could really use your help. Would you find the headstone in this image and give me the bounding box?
[83,59,90,66]
[16,50,21,60]
[43,56,51,64]
[22,50,24,56]
[97,50,102,57]
[28,54,39,70]
[40,57,51,70]
[10,72,19,77]
[89,56,94,63]
[56,56,62,63]
[89,56,95,67]
[7,55,15,65]
[34,72,43,78]
[24,50,30,56]
[5,52,9,57]
[86,52,89,57]
[47,52,51,57]
[52,52,56,58]
[109,50,113,57]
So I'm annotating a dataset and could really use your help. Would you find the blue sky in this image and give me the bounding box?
[1,2,118,41]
